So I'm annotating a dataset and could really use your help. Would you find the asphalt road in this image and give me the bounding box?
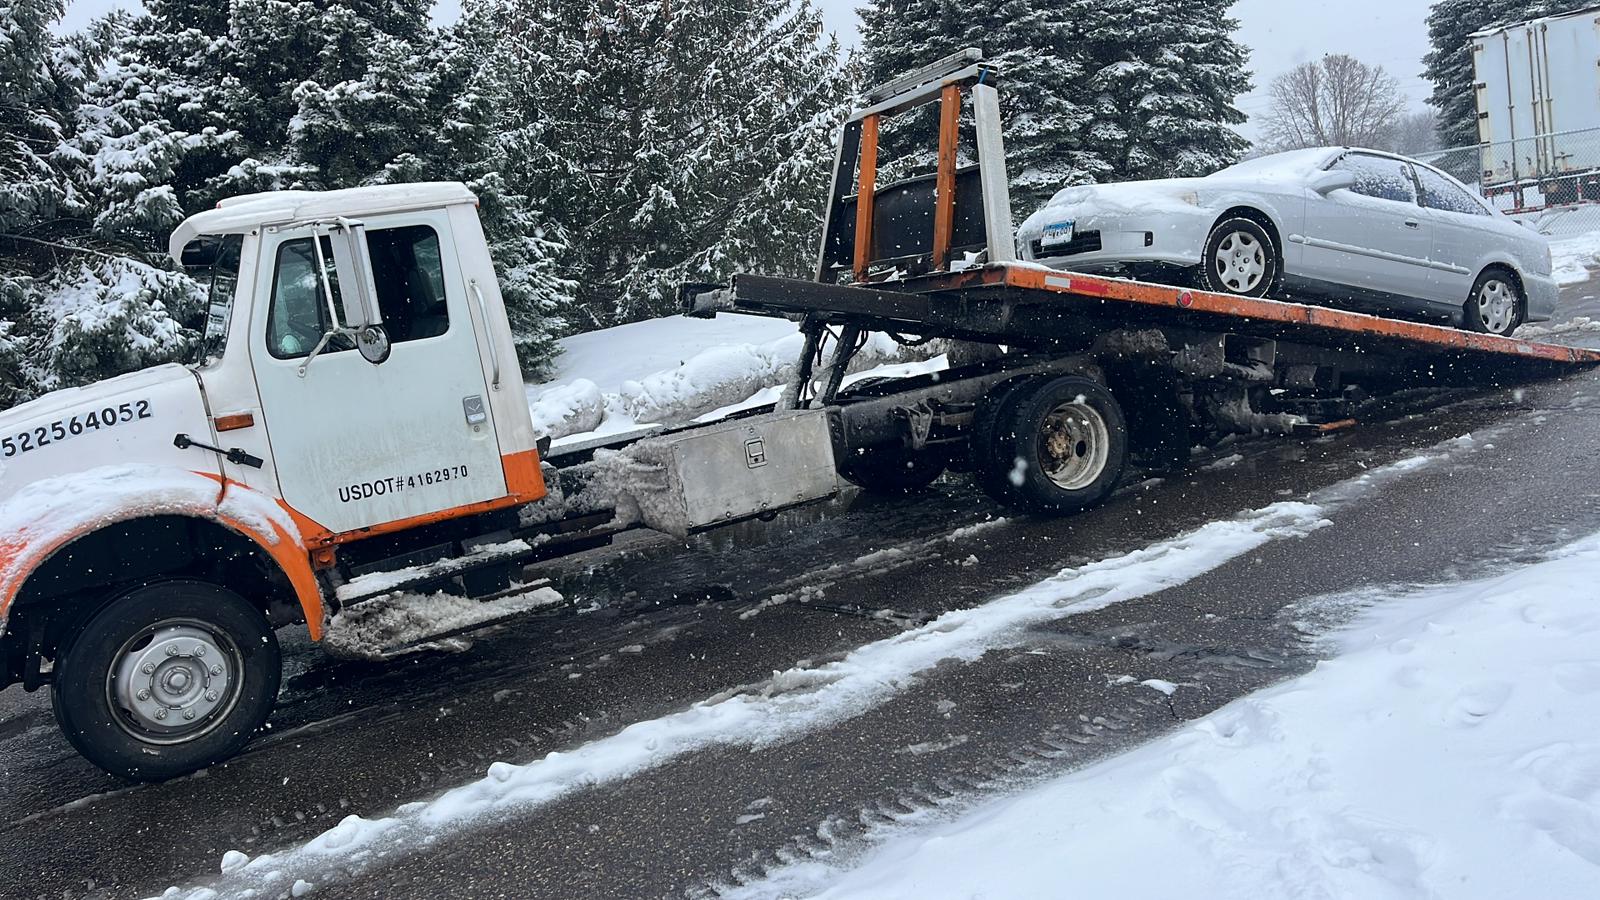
[3,273,1599,900]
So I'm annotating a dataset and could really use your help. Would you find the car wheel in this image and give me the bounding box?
[976,376,1128,515]
[52,580,281,781]
[1463,270,1523,336]
[1200,217,1278,298]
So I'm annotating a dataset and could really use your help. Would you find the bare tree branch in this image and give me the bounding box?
[1261,54,1408,152]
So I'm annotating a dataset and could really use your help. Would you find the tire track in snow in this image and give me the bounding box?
[146,430,1498,900]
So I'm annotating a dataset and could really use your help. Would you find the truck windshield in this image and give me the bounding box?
[184,234,244,366]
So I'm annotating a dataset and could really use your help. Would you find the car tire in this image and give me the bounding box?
[1462,269,1523,336]
[975,376,1128,515]
[52,580,281,782]
[1199,217,1279,298]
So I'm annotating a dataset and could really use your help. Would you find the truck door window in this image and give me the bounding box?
[1331,154,1417,203]
[266,236,356,360]
[367,225,450,344]
[266,225,450,360]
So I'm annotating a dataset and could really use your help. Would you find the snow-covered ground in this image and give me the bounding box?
[524,313,944,447]
[739,534,1600,900]
[1551,229,1600,287]
[145,429,1501,900]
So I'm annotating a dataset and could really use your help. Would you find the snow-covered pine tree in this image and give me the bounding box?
[1,1,204,408]
[859,0,1249,208]
[1424,0,1589,148]
[481,0,853,327]
[1078,0,1250,181]
[859,0,1103,211]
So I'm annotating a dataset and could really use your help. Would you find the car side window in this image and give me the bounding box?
[1331,154,1417,204]
[1415,166,1489,216]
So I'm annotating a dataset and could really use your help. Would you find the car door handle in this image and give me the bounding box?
[1404,220,1421,229]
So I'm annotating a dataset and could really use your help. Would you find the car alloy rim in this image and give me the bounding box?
[1214,230,1266,293]
[1039,400,1110,490]
[108,619,243,745]
[1477,279,1515,334]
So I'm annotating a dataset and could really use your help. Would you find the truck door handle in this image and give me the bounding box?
[470,279,501,391]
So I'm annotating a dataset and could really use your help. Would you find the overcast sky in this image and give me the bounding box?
[56,0,1437,141]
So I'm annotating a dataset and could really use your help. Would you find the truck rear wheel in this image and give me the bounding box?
[969,376,1044,506]
[977,376,1127,515]
[839,445,946,493]
[52,580,281,781]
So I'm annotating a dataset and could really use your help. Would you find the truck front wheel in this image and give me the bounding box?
[52,580,281,781]
[978,376,1127,515]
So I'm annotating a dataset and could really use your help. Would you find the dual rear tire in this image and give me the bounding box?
[970,375,1128,514]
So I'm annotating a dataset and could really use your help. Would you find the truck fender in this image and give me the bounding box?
[0,466,325,641]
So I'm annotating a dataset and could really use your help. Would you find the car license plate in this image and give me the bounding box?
[1039,220,1075,249]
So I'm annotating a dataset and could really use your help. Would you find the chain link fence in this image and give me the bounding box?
[1418,127,1600,240]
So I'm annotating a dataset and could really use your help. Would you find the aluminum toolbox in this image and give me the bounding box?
[621,408,840,537]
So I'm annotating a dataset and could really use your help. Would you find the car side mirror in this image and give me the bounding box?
[1310,170,1356,194]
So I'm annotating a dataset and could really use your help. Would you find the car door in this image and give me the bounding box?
[1413,163,1493,306]
[249,210,508,535]
[1296,152,1435,306]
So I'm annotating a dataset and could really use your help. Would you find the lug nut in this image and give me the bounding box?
[193,646,206,657]
[210,665,223,676]
[142,663,155,674]
[183,710,196,720]
[205,690,218,702]
[165,646,179,657]
[154,708,168,720]
[137,689,151,701]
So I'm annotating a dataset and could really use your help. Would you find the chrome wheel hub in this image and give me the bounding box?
[1215,230,1266,293]
[111,622,240,743]
[1039,401,1110,490]
[1477,279,1516,335]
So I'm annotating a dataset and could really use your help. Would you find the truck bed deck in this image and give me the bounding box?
[717,263,1600,371]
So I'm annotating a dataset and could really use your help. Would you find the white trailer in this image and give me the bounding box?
[1472,5,1600,205]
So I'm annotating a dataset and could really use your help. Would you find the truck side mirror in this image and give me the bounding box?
[328,220,389,365]
[1310,169,1356,194]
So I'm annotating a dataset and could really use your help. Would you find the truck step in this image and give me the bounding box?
[323,581,564,660]
[335,539,539,606]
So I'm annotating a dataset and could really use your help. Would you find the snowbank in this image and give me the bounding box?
[525,314,944,446]
[746,536,1600,900]
[1551,230,1600,286]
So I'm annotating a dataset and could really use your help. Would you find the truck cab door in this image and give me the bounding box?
[249,210,509,535]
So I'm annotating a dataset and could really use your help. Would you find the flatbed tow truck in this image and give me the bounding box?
[1,50,1594,781]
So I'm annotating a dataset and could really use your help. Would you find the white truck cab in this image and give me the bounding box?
[0,183,549,779]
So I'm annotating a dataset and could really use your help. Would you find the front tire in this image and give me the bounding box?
[1463,270,1523,336]
[52,580,281,781]
[976,376,1128,515]
[1199,217,1278,298]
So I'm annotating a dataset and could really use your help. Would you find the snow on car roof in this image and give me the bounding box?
[168,182,478,262]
